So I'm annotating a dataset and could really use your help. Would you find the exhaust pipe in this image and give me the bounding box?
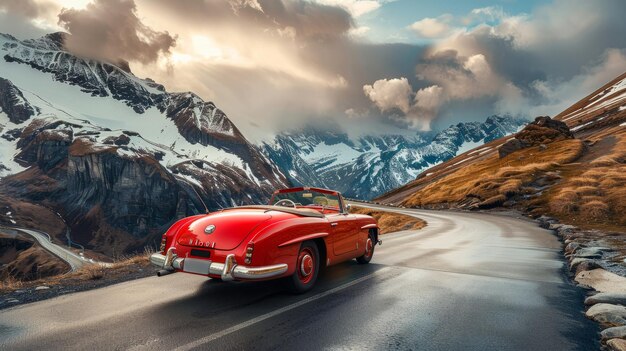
[157,269,174,277]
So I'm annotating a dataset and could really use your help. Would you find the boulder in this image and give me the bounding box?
[549,223,563,231]
[570,257,586,270]
[497,116,574,159]
[601,326,626,340]
[114,134,131,146]
[531,116,574,138]
[565,242,580,255]
[586,293,626,306]
[608,339,626,351]
[574,247,607,259]
[576,269,626,294]
[498,138,524,158]
[586,303,626,327]
[571,259,601,274]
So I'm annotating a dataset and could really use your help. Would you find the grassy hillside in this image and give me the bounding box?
[349,206,426,234]
[377,72,626,233]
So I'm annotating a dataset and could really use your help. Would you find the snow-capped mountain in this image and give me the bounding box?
[264,115,527,199]
[0,32,288,255]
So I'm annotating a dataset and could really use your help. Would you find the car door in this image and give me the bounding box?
[330,213,358,256]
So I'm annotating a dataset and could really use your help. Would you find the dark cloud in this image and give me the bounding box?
[129,0,423,138]
[144,0,353,41]
[0,0,57,40]
[58,0,176,64]
[0,0,53,18]
[258,0,353,39]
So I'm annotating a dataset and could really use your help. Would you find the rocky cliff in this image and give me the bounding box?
[0,32,289,256]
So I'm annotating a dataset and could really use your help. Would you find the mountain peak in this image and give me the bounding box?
[22,32,68,51]
[264,115,527,199]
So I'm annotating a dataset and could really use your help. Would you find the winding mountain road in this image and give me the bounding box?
[0,227,88,271]
[0,205,598,350]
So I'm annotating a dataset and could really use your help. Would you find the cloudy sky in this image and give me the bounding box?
[1,0,625,140]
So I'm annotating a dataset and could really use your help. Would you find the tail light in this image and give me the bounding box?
[159,235,167,254]
[244,242,254,264]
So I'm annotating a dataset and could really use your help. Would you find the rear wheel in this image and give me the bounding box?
[356,235,375,264]
[287,241,319,293]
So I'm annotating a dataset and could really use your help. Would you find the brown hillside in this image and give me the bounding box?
[0,230,70,282]
[349,206,426,234]
[377,72,626,233]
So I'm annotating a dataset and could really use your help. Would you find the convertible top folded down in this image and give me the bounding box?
[230,205,325,218]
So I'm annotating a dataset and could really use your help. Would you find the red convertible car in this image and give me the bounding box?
[150,187,380,292]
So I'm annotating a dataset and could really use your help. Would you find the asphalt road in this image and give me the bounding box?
[0,205,599,350]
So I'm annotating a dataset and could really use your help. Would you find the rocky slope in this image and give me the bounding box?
[0,32,288,256]
[0,231,69,281]
[377,71,626,225]
[264,115,526,199]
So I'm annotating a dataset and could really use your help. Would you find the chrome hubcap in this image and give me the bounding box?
[300,254,313,276]
[365,238,373,257]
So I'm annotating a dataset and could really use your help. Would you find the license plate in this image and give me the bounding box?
[184,258,212,275]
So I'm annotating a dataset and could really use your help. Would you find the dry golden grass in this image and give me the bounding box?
[581,200,610,220]
[51,252,152,283]
[402,139,584,208]
[569,177,600,187]
[499,179,523,196]
[76,265,106,280]
[0,275,24,291]
[350,206,426,234]
[479,194,507,208]
[547,133,626,229]
[0,251,152,293]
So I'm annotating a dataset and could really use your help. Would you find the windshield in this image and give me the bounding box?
[270,190,341,210]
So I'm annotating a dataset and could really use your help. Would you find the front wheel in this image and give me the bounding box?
[356,235,375,264]
[287,241,319,293]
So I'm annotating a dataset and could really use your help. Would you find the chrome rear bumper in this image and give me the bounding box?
[150,248,288,281]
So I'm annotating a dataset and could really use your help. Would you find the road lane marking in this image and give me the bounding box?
[171,267,392,351]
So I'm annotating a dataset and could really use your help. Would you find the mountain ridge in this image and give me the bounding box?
[264,115,527,199]
[0,32,288,256]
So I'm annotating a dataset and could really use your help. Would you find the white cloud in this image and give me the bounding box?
[408,15,453,39]
[365,53,528,130]
[411,85,444,130]
[314,0,382,18]
[363,77,412,114]
[464,6,506,24]
[414,85,444,111]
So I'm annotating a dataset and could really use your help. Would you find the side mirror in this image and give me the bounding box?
[345,204,351,212]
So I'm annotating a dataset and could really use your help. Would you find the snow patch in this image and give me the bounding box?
[571,121,593,132]
[0,52,251,180]
[469,146,491,155]
[456,140,485,155]
[4,210,16,224]
[0,112,27,177]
